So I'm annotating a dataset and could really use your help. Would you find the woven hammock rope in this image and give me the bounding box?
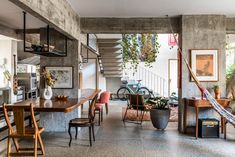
[167,16,235,126]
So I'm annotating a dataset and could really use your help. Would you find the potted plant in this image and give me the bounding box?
[212,85,220,99]
[147,97,171,130]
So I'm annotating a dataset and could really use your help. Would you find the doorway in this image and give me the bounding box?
[168,59,178,96]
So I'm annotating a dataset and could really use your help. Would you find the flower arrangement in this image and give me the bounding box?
[42,69,56,87]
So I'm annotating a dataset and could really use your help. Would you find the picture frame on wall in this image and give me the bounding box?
[190,49,218,82]
[45,66,73,88]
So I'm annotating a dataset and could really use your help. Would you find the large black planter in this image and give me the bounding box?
[150,108,171,130]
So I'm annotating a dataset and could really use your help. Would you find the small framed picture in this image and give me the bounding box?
[45,66,73,88]
[190,49,218,82]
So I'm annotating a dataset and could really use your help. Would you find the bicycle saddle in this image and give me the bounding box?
[137,80,142,83]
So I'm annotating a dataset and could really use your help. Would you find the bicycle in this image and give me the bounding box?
[117,80,152,100]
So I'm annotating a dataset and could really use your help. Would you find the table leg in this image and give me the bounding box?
[221,117,224,134]
[183,99,188,133]
[81,104,83,113]
[195,107,199,139]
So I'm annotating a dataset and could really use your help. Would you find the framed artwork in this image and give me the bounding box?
[45,66,73,88]
[190,49,218,82]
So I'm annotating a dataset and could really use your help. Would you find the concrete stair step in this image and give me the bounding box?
[102,62,123,67]
[104,74,123,78]
[98,43,121,48]
[102,58,123,63]
[104,71,123,75]
[103,67,123,71]
[97,38,122,43]
[99,51,122,55]
[99,47,122,51]
[101,55,122,59]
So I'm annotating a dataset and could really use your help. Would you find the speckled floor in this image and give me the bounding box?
[2,100,235,157]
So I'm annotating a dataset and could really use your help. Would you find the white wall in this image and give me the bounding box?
[82,59,106,91]
[0,39,17,103]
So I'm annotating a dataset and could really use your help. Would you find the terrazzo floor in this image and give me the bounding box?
[2,100,235,157]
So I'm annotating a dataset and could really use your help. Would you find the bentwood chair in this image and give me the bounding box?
[3,103,45,157]
[123,94,149,125]
[68,94,98,147]
[94,91,110,125]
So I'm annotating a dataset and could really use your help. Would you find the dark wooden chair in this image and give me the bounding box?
[3,103,45,157]
[68,94,98,147]
[123,94,149,125]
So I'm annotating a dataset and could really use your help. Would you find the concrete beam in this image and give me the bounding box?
[80,17,180,34]
[0,23,18,39]
[226,18,235,34]
[9,0,80,40]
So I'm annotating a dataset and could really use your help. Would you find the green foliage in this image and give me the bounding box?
[212,85,219,90]
[226,64,235,80]
[147,96,169,110]
[122,34,160,72]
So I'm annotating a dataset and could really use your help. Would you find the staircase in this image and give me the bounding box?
[97,38,123,77]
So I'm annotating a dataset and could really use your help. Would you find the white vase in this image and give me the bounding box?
[43,86,53,100]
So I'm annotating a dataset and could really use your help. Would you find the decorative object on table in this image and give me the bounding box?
[190,49,218,81]
[13,54,18,95]
[212,85,220,99]
[45,66,73,88]
[55,95,69,101]
[122,34,160,73]
[147,96,170,130]
[42,69,56,100]
[43,99,53,108]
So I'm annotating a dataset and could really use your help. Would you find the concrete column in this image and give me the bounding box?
[179,15,226,132]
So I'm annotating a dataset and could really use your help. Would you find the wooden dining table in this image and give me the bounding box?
[3,89,101,132]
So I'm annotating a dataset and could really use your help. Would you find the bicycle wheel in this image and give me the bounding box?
[137,87,151,99]
[117,87,130,100]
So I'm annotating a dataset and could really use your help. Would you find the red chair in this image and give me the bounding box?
[95,91,110,125]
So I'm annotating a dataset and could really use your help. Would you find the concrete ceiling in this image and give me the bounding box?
[0,0,46,29]
[67,0,235,17]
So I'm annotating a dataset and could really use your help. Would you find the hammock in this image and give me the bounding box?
[167,16,235,126]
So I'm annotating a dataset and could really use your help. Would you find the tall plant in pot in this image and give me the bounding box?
[147,97,170,130]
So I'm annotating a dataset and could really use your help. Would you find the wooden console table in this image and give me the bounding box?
[184,98,230,139]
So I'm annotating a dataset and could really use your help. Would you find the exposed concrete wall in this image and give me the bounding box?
[0,24,18,39]
[40,39,79,98]
[10,0,80,40]
[179,15,227,132]
[81,17,180,34]
[226,18,235,34]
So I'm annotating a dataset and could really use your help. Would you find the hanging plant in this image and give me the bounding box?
[122,33,160,72]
